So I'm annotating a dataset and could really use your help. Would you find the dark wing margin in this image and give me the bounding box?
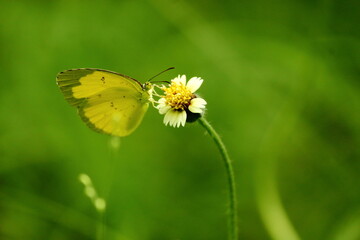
[56,68,143,107]
[56,69,93,107]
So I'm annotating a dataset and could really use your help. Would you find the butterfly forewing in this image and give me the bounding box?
[56,69,143,106]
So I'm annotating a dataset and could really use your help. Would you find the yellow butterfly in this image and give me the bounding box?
[56,68,155,137]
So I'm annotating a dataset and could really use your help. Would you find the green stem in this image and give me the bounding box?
[198,117,238,240]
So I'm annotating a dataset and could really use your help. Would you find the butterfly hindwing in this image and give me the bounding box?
[78,87,149,136]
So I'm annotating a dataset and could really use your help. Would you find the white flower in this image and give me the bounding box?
[156,75,207,127]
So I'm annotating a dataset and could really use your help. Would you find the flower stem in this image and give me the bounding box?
[198,117,238,240]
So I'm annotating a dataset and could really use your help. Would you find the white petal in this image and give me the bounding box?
[186,77,203,93]
[172,75,186,85]
[156,98,169,114]
[189,98,207,113]
[179,111,187,127]
[163,110,176,126]
[191,98,207,107]
[172,113,179,127]
[174,110,186,128]
[188,106,202,113]
[158,105,171,114]
[165,110,180,127]
[179,75,186,85]
[156,103,165,109]
[171,76,180,84]
[158,98,166,104]
[163,110,186,127]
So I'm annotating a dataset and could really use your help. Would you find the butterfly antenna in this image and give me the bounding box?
[148,67,175,82]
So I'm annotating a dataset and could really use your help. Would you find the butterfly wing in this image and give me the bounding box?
[56,69,150,136]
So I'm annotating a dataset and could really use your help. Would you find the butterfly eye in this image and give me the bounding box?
[143,82,152,90]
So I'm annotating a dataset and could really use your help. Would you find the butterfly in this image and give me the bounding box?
[56,68,154,137]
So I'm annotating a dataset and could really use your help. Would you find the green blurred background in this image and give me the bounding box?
[0,0,359,239]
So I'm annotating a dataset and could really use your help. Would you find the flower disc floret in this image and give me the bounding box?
[161,81,194,111]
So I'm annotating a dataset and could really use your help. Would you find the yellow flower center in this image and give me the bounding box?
[162,82,194,111]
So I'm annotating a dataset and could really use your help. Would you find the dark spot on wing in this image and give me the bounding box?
[110,101,118,110]
[101,77,105,84]
[98,94,102,98]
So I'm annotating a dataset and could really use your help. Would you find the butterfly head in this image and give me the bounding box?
[143,67,174,105]
[142,81,153,91]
